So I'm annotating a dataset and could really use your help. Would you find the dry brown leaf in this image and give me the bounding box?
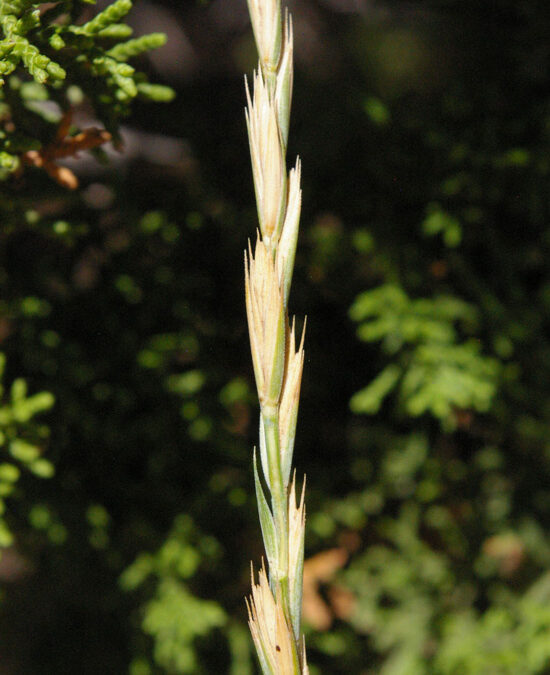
[302,547,349,630]
[20,110,112,189]
[483,533,524,576]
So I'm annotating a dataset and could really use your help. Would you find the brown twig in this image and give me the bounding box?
[20,111,112,189]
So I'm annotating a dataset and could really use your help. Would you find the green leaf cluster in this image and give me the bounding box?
[0,352,54,547]
[341,504,550,675]
[350,284,500,428]
[0,0,174,177]
[121,515,229,674]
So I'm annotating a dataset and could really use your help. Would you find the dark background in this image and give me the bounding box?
[1,0,550,673]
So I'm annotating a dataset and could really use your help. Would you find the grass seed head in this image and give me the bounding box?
[244,0,308,671]
[288,474,306,642]
[275,14,293,149]
[248,564,304,674]
[245,238,286,409]
[246,71,287,244]
[277,158,302,305]
[278,317,305,485]
[246,0,283,73]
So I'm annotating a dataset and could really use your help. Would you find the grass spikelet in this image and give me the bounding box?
[242,0,309,672]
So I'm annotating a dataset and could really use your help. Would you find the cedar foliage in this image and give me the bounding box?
[0,0,172,189]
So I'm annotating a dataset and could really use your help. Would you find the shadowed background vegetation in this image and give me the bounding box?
[1,0,550,673]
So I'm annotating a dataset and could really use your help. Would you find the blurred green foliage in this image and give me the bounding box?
[1,0,550,673]
[121,515,228,674]
[349,284,500,428]
[0,352,54,546]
